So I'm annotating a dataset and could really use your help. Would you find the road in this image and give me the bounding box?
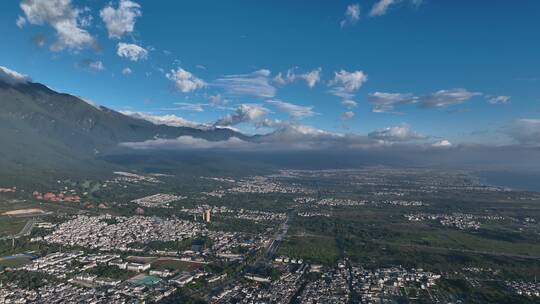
[203,208,296,302]
[0,217,36,240]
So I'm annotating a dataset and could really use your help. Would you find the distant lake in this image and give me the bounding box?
[478,171,540,192]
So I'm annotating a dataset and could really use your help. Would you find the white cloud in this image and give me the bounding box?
[89,60,104,71]
[341,99,358,109]
[122,111,205,129]
[122,67,132,75]
[16,15,26,28]
[341,3,361,27]
[299,68,322,88]
[368,89,481,112]
[80,97,103,111]
[266,100,317,119]
[19,0,96,52]
[342,111,355,120]
[370,0,398,17]
[166,67,206,93]
[273,68,296,86]
[419,88,481,108]
[208,94,229,106]
[487,95,511,104]
[121,136,251,150]
[173,102,205,112]
[507,118,540,146]
[116,42,148,61]
[432,139,452,148]
[214,69,276,98]
[273,67,321,88]
[368,92,417,112]
[368,124,426,142]
[100,0,141,39]
[214,104,269,126]
[0,66,31,85]
[329,70,368,98]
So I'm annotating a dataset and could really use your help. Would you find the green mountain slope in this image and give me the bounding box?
[0,80,245,185]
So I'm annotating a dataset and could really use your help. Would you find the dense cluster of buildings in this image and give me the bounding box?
[350,266,441,302]
[39,215,204,251]
[299,265,351,303]
[131,193,185,208]
[229,176,312,194]
[181,205,286,223]
[506,281,540,297]
[405,212,505,230]
[214,266,306,303]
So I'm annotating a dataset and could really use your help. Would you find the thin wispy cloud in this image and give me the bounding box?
[213,69,276,98]
[368,89,482,113]
[266,100,317,119]
[341,4,361,28]
[369,0,399,17]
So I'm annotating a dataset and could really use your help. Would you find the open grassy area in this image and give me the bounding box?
[277,235,340,265]
[0,217,28,237]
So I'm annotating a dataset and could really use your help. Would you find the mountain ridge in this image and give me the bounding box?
[0,79,247,185]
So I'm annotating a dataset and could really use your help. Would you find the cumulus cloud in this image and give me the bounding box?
[507,119,540,146]
[0,66,31,85]
[432,139,452,148]
[100,0,141,39]
[368,124,426,142]
[116,42,148,61]
[122,67,132,75]
[266,100,317,119]
[214,69,276,98]
[341,3,361,27]
[19,0,96,52]
[487,95,511,104]
[122,111,205,129]
[121,136,251,150]
[299,68,322,88]
[370,0,398,17]
[368,92,417,113]
[214,104,269,126]
[341,99,358,109]
[329,70,368,98]
[342,111,355,120]
[274,68,321,88]
[273,68,296,86]
[419,88,481,108]
[166,67,206,93]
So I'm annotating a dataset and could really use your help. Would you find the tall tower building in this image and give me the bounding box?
[203,209,211,223]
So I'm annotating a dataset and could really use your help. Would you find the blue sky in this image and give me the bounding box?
[1,0,540,146]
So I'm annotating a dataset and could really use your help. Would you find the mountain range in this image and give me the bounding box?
[0,79,246,185]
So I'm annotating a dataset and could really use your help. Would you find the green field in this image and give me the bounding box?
[277,235,340,265]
